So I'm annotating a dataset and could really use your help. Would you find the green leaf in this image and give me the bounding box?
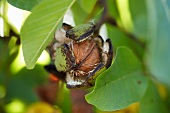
[107,0,119,19]
[107,24,144,59]
[3,17,10,36]
[6,65,48,104]
[145,0,170,87]
[7,0,44,11]
[71,2,88,25]
[76,0,97,13]
[140,80,168,113]
[116,0,133,32]
[72,1,103,25]
[21,0,75,69]
[129,0,147,39]
[86,47,148,111]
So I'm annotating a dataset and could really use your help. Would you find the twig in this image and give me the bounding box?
[94,0,108,34]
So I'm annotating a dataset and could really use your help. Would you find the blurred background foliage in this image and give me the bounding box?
[0,0,170,113]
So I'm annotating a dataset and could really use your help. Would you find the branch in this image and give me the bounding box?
[94,0,108,34]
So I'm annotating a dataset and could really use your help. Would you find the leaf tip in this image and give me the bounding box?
[25,61,36,69]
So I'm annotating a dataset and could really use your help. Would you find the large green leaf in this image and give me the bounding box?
[86,47,148,111]
[7,0,44,11]
[21,0,75,69]
[140,80,168,113]
[145,0,170,87]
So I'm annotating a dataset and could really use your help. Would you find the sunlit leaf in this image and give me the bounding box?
[2,17,10,36]
[21,0,76,69]
[7,0,44,11]
[145,0,170,87]
[116,0,133,32]
[86,47,148,111]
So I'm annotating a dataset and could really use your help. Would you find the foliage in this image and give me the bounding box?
[1,0,170,113]
[7,0,43,11]
[86,47,148,111]
[21,0,75,69]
